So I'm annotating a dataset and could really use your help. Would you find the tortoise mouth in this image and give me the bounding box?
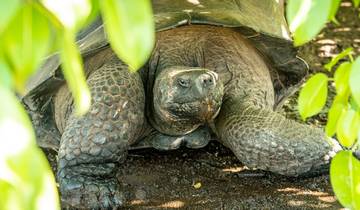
[166,96,222,122]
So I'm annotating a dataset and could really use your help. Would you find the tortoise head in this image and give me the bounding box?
[151,66,224,135]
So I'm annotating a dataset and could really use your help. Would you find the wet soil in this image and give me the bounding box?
[46,2,360,209]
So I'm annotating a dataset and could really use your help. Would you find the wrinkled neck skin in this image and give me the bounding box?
[151,103,203,136]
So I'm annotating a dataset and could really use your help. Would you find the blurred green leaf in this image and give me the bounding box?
[333,90,350,105]
[41,0,92,31]
[84,0,100,27]
[334,62,351,96]
[325,102,345,137]
[0,4,51,93]
[336,108,360,148]
[0,58,13,89]
[0,181,19,210]
[298,73,328,120]
[324,48,353,71]
[350,97,360,111]
[350,57,360,108]
[329,0,341,22]
[59,31,91,116]
[353,0,360,7]
[0,85,59,210]
[100,0,155,71]
[0,0,20,33]
[5,147,60,210]
[330,151,360,209]
[287,0,333,46]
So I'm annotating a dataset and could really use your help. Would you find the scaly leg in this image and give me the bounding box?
[216,100,341,176]
[57,57,145,208]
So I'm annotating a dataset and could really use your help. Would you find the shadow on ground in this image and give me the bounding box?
[119,142,341,209]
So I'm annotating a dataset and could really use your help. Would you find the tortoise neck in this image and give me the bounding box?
[149,103,202,136]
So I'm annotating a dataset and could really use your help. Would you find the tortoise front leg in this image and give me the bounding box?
[57,58,145,208]
[215,100,341,176]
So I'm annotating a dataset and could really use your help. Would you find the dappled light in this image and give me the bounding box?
[287,200,306,207]
[318,196,337,203]
[182,9,193,13]
[277,187,339,209]
[41,0,92,29]
[130,198,185,208]
[130,199,146,205]
[316,39,337,45]
[0,120,31,158]
[157,200,185,208]
[333,27,352,32]
[187,0,200,5]
[222,166,246,173]
[341,1,353,7]
[318,44,338,58]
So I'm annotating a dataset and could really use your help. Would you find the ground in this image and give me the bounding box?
[45,2,360,209]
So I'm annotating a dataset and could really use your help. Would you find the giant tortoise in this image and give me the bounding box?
[23,0,340,208]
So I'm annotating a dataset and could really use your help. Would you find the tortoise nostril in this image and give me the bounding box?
[203,78,212,85]
[202,75,214,88]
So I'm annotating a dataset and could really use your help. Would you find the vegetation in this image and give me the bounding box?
[287,0,360,209]
[0,0,154,209]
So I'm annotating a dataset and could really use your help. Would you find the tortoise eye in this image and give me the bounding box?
[178,78,190,88]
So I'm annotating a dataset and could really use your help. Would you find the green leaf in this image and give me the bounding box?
[287,0,333,46]
[59,31,91,116]
[100,0,155,71]
[0,181,13,210]
[4,146,60,210]
[350,57,360,108]
[334,62,351,96]
[329,0,341,21]
[336,108,360,148]
[333,90,350,105]
[0,85,59,210]
[83,0,100,28]
[330,151,360,209]
[0,58,13,89]
[324,48,353,71]
[0,4,51,93]
[350,97,360,111]
[298,73,328,120]
[353,0,360,7]
[0,0,20,34]
[41,0,92,31]
[325,102,345,137]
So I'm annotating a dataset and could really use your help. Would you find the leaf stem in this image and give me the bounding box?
[349,54,354,63]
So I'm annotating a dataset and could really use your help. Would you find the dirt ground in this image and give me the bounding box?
[46,2,360,209]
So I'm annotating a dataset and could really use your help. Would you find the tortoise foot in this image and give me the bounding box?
[60,175,125,209]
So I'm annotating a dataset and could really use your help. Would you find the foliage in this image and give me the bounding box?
[330,150,360,208]
[101,0,154,71]
[298,73,328,120]
[0,0,154,209]
[287,1,360,209]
